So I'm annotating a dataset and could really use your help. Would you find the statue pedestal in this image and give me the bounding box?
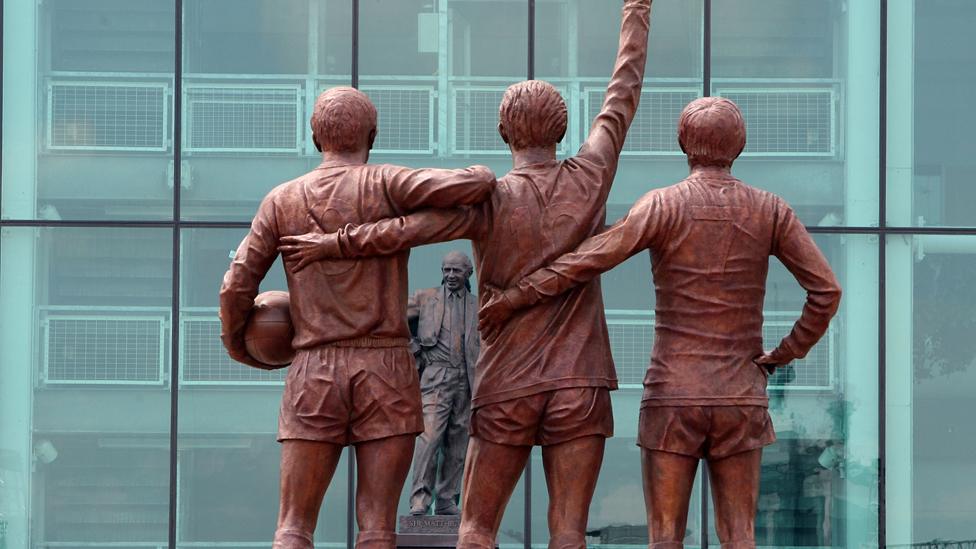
[396,514,463,548]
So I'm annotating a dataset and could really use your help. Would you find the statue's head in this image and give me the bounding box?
[498,80,567,152]
[441,251,474,292]
[311,87,377,154]
[677,97,746,169]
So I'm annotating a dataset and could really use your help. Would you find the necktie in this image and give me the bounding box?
[450,292,465,367]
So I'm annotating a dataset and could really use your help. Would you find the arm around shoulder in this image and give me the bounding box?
[384,164,496,212]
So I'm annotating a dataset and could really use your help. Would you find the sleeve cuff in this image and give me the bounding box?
[503,287,534,310]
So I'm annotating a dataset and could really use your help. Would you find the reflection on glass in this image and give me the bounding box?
[359,0,528,540]
[712,0,879,227]
[532,2,702,546]
[894,236,976,543]
[181,0,352,222]
[2,0,175,221]
[537,0,703,216]
[897,0,976,227]
[0,227,173,547]
[696,234,879,548]
[178,228,348,545]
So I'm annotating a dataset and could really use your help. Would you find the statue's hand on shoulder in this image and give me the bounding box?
[279,231,338,274]
[478,286,515,343]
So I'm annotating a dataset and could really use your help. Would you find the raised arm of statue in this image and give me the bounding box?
[575,0,652,193]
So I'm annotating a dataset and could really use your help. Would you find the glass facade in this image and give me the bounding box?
[1,1,974,548]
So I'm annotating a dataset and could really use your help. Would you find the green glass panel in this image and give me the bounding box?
[0,227,173,547]
[712,0,880,228]
[2,0,175,221]
[179,0,353,222]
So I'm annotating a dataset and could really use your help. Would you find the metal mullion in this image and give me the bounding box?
[701,3,712,547]
[1,0,4,219]
[0,219,175,228]
[878,0,888,545]
[524,4,535,547]
[168,0,184,546]
[347,4,360,547]
[703,0,711,98]
[528,0,535,81]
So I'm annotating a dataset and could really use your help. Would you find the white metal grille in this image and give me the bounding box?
[606,312,656,386]
[185,85,302,153]
[451,85,569,155]
[606,311,833,390]
[715,88,835,156]
[762,318,834,389]
[181,315,287,385]
[362,86,435,154]
[452,87,507,154]
[585,87,699,155]
[44,315,165,384]
[48,82,167,151]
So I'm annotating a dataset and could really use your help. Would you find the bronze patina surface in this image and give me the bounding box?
[406,252,480,517]
[480,97,842,549]
[278,2,652,548]
[219,87,495,549]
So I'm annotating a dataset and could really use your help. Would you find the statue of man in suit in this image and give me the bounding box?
[406,251,480,516]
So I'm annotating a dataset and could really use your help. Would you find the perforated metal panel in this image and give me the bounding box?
[185,85,302,153]
[362,86,435,154]
[452,85,569,155]
[47,82,168,151]
[43,315,166,384]
[606,310,834,390]
[585,87,699,155]
[714,88,836,156]
[181,315,287,385]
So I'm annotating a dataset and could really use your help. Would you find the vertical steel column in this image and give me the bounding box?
[348,5,360,546]
[168,0,184,547]
[878,1,888,544]
[524,6,535,547]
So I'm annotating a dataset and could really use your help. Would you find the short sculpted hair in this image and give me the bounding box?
[498,80,567,150]
[311,87,377,153]
[677,97,747,168]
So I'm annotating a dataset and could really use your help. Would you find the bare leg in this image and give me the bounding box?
[540,435,605,549]
[353,434,416,549]
[707,448,762,549]
[642,449,699,549]
[457,437,532,549]
[275,440,344,549]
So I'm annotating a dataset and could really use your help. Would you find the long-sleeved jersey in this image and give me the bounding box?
[503,175,842,407]
[219,162,494,358]
[311,0,653,407]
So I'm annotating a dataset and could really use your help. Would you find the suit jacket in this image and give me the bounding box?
[407,286,480,390]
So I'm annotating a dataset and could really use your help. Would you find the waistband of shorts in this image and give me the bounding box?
[320,336,411,349]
